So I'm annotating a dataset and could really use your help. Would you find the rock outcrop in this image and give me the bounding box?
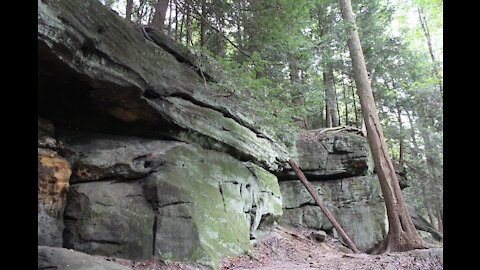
[38,119,72,247]
[38,0,288,173]
[274,131,412,252]
[37,0,408,268]
[278,174,387,252]
[276,132,374,180]
[56,128,282,268]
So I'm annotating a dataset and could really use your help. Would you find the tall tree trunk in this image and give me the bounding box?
[214,13,226,56]
[325,103,331,128]
[417,7,443,96]
[405,110,421,159]
[419,127,440,181]
[174,1,179,40]
[332,71,341,126]
[125,0,134,22]
[200,0,206,47]
[339,0,428,252]
[419,126,443,233]
[179,6,185,42]
[151,0,170,30]
[341,76,349,126]
[421,183,436,229]
[396,108,404,165]
[436,207,443,234]
[350,80,359,128]
[319,106,324,128]
[185,2,192,45]
[290,64,308,130]
[167,0,173,35]
[324,65,340,127]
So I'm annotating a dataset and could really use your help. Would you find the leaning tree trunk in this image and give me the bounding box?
[289,159,359,253]
[338,0,428,253]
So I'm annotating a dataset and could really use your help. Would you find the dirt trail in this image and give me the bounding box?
[105,225,443,270]
[220,226,443,270]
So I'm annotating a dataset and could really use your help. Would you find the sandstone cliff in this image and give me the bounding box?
[37,0,400,268]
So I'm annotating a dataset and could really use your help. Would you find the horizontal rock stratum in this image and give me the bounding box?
[37,0,411,268]
[38,0,288,172]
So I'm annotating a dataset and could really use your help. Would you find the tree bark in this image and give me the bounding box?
[174,1,179,40]
[325,102,331,128]
[150,0,170,31]
[332,72,342,126]
[324,66,340,127]
[125,0,134,22]
[288,159,360,253]
[340,76,349,126]
[290,64,308,130]
[436,207,443,234]
[319,107,324,128]
[185,1,192,45]
[200,0,206,47]
[396,107,404,165]
[167,0,173,35]
[350,79,359,128]
[338,0,428,253]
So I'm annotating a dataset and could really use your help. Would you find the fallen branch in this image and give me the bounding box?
[288,159,360,253]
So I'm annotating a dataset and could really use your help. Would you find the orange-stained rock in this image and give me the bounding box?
[38,149,71,214]
[38,147,72,246]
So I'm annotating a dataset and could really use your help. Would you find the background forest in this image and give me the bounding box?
[101,0,443,236]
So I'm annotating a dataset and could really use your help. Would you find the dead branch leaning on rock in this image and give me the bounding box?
[301,126,365,141]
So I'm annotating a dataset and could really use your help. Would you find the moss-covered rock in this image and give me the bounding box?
[37,0,288,172]
[143,145,282,269]
[58,128,282,269]
[278,175,387,252]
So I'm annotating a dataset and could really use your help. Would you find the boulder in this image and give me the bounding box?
[276,132,374,180]
[63,180,155,260]
[278,175,387,252]
[38,246,131,270]
[310,230,327,242]
[58,128,282,269]
[407,205,443,242]
[140,145,283,269]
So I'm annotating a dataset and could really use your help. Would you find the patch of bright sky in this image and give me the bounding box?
[387,0,443,60]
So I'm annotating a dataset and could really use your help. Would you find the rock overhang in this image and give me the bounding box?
[38,0,289,173]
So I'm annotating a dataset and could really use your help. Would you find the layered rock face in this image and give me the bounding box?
[38,0,288,172]
[275,132,388,252]
[38,1,283,268]
[38,119,72,247]
[38,0,394,268]
[57,129,281,267]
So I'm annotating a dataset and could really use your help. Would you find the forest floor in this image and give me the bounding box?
[105,225,443,270]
